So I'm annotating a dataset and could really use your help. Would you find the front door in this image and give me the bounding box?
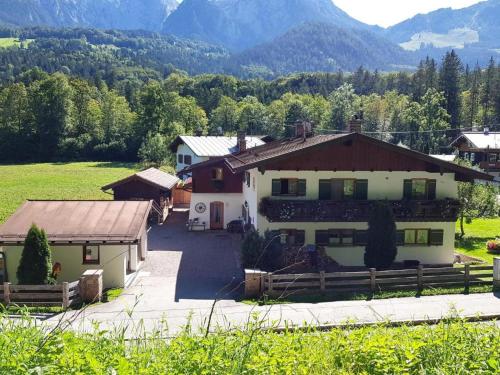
[210,202,224,230]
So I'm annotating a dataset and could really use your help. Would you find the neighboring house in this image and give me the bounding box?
[184,127,491,267]
[169,134,266,176]
[102,167,180,221]
[0,200,152,288]
[450,129,500,177]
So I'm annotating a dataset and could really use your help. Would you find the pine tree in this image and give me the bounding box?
[16,224,52,285]
[439,50,462,130]
[364,202,398,269]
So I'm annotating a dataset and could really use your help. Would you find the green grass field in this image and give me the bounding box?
[455,218,500,264]
[0,37,34,48]
[0,162,138,224]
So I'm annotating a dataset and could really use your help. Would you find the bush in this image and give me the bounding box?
[241,230,283,271]
[364,201,398,269]
[241,230,264,268]
[16,224,52,285]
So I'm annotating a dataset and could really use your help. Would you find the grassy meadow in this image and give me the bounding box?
[0,37,33,48]
[0,317,498,374]
[455,218,500,264]
[0,162,138,224]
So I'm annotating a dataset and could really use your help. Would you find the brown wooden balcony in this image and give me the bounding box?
[479,161,500,171]
[258,198,461,223]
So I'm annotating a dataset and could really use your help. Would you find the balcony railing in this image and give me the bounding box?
[479,161,500,171]
[258,197,461,223]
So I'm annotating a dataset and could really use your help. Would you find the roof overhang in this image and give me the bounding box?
[227,133,493,182]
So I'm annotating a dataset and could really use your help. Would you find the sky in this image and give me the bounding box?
[332,0,485,27]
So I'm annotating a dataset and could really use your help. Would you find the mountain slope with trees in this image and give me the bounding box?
[0,0,179,31]
[163,0,378,51]
[232,23,413,77]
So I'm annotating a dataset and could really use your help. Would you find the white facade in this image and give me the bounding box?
[193,168,460,266]
[176,143,208,173]
[1,231,148,289]
[189,193,244,229]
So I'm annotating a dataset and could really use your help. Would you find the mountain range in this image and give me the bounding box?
[0,0,498,74]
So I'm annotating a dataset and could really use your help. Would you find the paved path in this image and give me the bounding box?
[51,291,500,336]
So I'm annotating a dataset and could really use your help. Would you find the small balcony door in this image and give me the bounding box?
[210,201,224,230]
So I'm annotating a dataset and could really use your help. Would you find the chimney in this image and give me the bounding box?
[195,127,203,136]
[237,131,247,153]
[484,127,490,136]
[347,115,363,133]
[295,121,313,139]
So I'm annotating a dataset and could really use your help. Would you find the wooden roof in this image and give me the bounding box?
[185,133,492,182]
[102,168,180,192]
[0,200,152,244]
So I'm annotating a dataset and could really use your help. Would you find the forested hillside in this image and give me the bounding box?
[232,23,413,76]
[0,48,498,164]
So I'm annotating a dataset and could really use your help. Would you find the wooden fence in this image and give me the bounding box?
[262,264,494,297]
[0,281,81,308]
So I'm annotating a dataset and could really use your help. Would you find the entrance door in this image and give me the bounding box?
[210,202,224,230]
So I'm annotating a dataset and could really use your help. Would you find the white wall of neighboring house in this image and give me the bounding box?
[189,193,244,229]
[175,144,208,173]
[2,244,131,288]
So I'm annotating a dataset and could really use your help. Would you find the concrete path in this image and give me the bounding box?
[50,291,500,337]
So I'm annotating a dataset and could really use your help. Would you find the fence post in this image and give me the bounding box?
[267,273,273,294]
[62,282,69,309]
[464,263,470,291]
[320,271,325,292]
[369,268,376,292]
[417,265,423,292]
[3,282,10,305]
[494,258,500,288]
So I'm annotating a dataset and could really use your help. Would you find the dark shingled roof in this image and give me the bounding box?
[0,200,152,244]
[199,132,491,182]
[102,168,180,191]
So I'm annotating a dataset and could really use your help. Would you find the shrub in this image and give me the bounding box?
[241,230,283,271]
[241,230,264,269]
[16,224,52,285]
[364,201,397,269]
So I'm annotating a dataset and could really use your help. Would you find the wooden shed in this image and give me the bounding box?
[102,168,180,222]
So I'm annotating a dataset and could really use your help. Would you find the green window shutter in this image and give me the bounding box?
[429,230,444,245]
[396,230,405,246]
[315,230,329,246]
[319,180,331,200]
[403,179,412,199]
[355,180,368,200]
[354,230,368,246]
[298,179,307,196]
[272,179,281,196]
[295,230,305,246]
[427,180,437,200]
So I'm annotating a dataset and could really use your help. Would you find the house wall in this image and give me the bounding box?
[176,144,208,173]
[1,244,131,289]
[249,169,458,266]
[189,193,244,228]
[192,160,243,194]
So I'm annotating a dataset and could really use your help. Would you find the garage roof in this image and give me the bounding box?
[0,200,152,244]
[102,168,180,191]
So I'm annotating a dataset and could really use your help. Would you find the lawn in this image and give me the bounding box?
[455,218,500,264]
[0,162,138,224]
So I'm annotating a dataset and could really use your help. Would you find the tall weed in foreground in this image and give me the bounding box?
[0,314,498,374]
